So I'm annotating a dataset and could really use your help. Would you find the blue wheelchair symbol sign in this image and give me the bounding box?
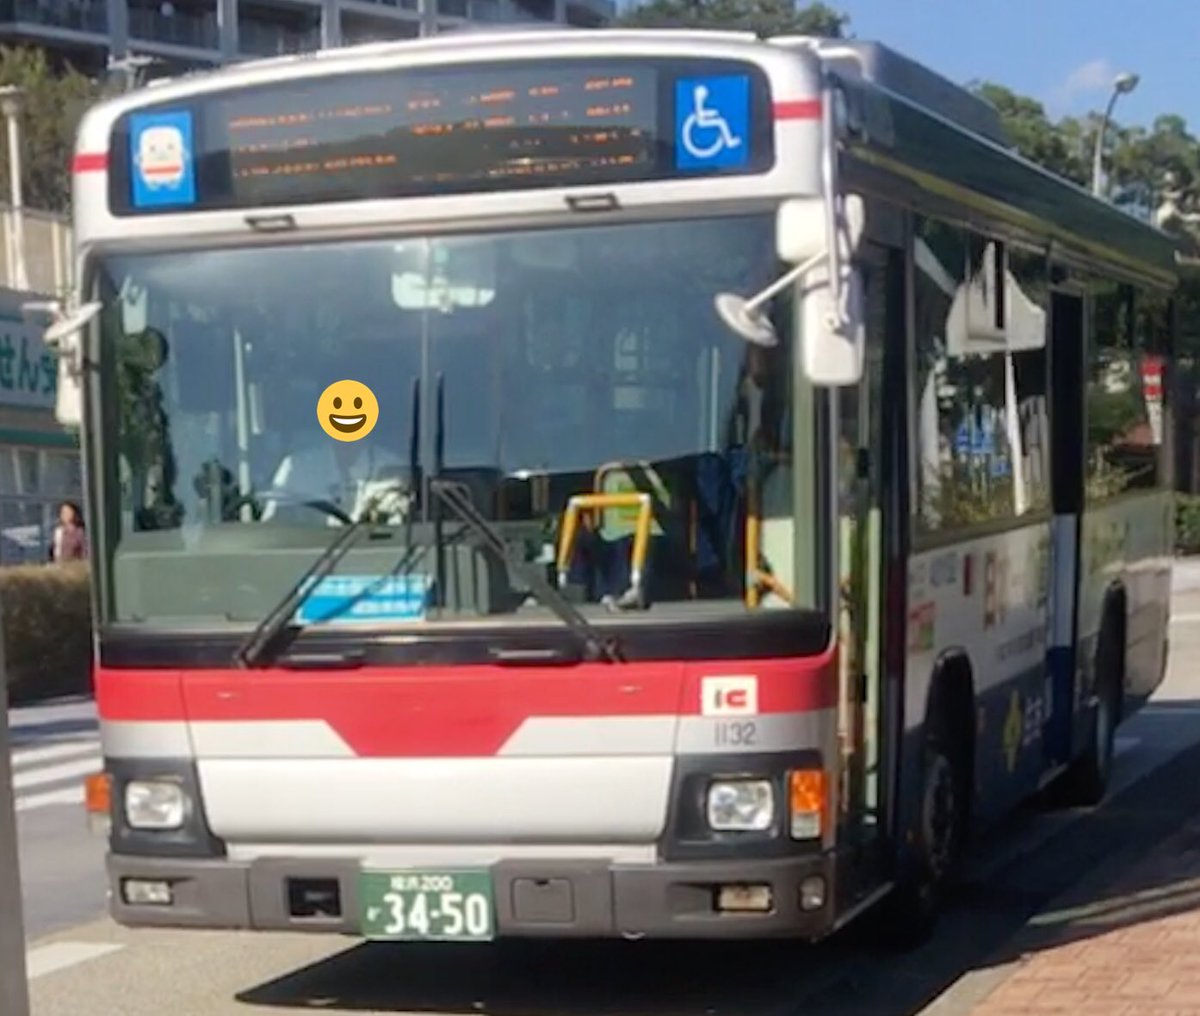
[675,75,751,171]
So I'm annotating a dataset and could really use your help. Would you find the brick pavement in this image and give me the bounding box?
[971,809,1200,1014]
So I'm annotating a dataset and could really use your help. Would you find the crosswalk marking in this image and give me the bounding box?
[12,754,102,791]
[7,701,100,815]
[25,941,124,980]
[12,739,102,768]
[15,786,87,812]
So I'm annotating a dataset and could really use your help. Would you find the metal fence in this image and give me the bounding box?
[0,205,73,300]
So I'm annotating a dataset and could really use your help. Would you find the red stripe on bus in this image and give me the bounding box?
[773,100,823,121]
[94,651,836,757]
[95,667,186,721]
[72,152,108,174]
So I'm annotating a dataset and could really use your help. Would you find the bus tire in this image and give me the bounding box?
[1052,611,1123,808]
[876,689,970,949]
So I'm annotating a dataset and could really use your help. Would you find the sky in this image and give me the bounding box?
[829,0,1200,131]
[613,0,1200,132]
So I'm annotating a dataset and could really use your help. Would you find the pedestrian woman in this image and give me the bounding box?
[50,501,87,562]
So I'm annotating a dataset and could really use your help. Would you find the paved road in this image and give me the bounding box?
[15,598,1200,1014]
[9,696,107,940]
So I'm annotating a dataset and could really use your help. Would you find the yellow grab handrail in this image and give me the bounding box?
[556,492,654,604]
[745,496,793,607]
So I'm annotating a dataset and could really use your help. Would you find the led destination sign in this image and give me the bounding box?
[109,57,774,214]
[228,67,656,203]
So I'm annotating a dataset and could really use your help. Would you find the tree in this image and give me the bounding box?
[970,80,1200,228]
[615,0,848,37]
[971,83,1091,186]
[0,45,101,214]
[1108,114,1200,222]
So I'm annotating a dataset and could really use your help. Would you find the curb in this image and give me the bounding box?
[928,736,1200,1014]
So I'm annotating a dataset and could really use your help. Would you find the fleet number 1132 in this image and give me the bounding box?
[714,721,757,747]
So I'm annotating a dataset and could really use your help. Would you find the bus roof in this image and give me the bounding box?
[73,28,826,243]
[93,27,766,111]
[785,35,1181,285]
[74,28,1183,285]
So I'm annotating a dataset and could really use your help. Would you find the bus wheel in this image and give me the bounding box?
[876,702,968,948]
[1052,619,1122,808]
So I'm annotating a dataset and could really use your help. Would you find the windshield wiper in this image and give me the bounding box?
[234,509,377,668]
[238,374,434,669]
[428,476,623,664]
[427,374,621,663]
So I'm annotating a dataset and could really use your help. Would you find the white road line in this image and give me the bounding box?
[14,786,85,812]
[25,942,124,980]
[11,755,101,791]
[12,739,100,768]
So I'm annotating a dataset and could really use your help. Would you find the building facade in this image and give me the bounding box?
[0,0,614,78]
[0,208,80,565]
[0,284,81,565]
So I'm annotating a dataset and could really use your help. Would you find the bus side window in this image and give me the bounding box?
[912,218,1050,537]
[1084,281,1168,499]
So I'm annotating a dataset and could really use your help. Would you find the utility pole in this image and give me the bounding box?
[0,86,27,293]
[0,622,30,1016]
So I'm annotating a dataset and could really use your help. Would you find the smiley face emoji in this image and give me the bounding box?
[317,380,379,442]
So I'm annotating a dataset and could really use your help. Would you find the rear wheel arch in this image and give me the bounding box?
[873,650,975,948]
[1050,584,1127,808]
[926,650,976,782]
[1098,583,1128,716]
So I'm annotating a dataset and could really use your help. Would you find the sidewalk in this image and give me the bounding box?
[968,792,1200,1013]
[1173,554,1200,594]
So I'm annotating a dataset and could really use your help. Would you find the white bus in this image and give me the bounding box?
[49,28,1177,945]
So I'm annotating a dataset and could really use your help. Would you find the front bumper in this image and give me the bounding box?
[107,851,837,940]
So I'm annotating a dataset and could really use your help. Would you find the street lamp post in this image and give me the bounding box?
[0,92,31,1015]
[0,628,30,1016]
[0,86,27,292]
[1091,71,1139,198]
[106,53,159,93]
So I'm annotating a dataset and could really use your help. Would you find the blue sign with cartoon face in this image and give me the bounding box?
[674,75,751,171]
[129,110,197,209]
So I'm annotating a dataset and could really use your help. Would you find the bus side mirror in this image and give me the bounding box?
[22,300,102,428]
[715,195,867,386]
[799,257,866,388]
[780,194,867,388]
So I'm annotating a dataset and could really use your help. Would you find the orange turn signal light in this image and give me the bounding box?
[85,772,111,815]
[788,769,827,840]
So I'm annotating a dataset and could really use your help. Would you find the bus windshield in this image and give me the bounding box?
[92,211,811,627]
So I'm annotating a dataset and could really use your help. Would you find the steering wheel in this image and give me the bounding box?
[258,489,354,526]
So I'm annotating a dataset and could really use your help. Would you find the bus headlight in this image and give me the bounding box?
[706,779,774,831]
[124,780,188,831]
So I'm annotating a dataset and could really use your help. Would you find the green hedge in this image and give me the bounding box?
[1179,495,1200,557]
[1,562,93,706]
